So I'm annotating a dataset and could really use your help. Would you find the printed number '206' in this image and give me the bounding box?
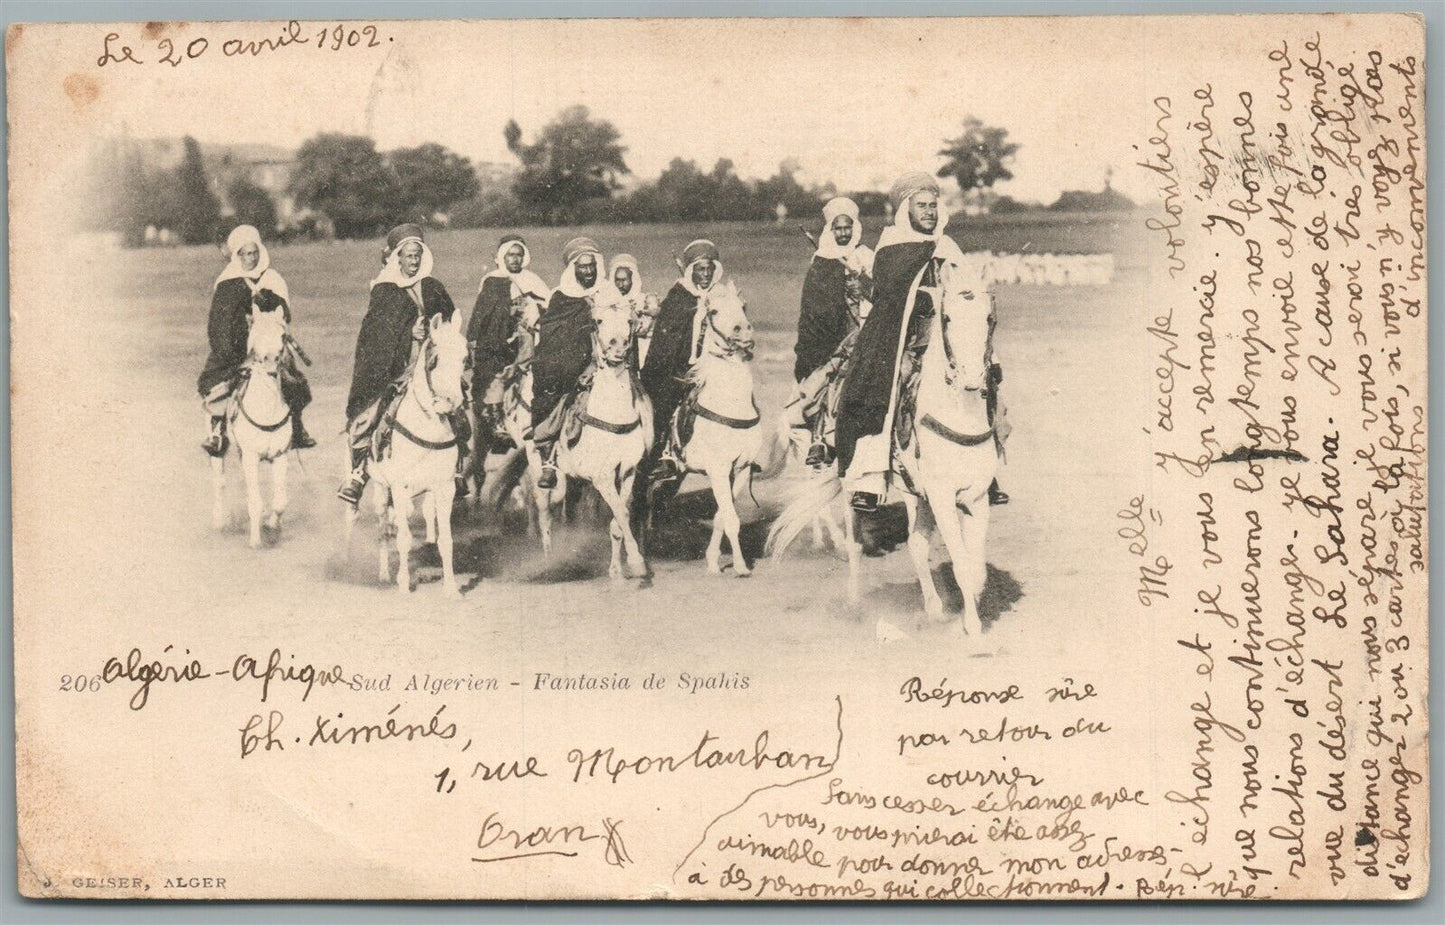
[59,674,102,692]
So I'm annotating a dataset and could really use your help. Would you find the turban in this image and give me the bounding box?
[496,234,530,268]
[889,171,940,210]
[557,237,604,297]
[382,222,425,263]
[562,236,601,268]
[822,196,861,228]
[680,239,720,268]
[610,254,641,295]
[214,224,287,299]
[817,197,864,259]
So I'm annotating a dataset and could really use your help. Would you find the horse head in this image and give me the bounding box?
[937,263,994,391]
[701,279,754,361]
[422,311,468,414]
[593,308,635,369]
[246,302,288,371]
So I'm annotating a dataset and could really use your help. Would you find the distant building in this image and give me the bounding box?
[118,137,308,228]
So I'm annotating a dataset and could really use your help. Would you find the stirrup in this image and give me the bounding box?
[805,441,834,469]
[989,485,1010,506]
[201,434,228,458]
[536,464,558,490]
[650,456,681,482]
[336,469,368,507]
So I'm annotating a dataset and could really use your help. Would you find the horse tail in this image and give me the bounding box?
[750,414,794,481]
[489,445,529,511]
[765,470,842,562]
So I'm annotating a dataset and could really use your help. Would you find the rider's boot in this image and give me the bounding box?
[850,492,880,513]
[649,411,684,482]
[988,479,1010,506]
[337,446,370,507]
[290,410,317,450]
[535,440,559,490]
[201,415,228,458]
[486,402,514,452]
[449,412,471,498]
[804,414,830,469]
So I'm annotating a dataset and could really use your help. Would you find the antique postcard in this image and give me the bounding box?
[8,13,1428,900]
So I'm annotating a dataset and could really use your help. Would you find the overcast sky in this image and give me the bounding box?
[91,16,1181,203]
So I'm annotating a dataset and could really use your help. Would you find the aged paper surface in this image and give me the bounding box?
[8,13,1428,900]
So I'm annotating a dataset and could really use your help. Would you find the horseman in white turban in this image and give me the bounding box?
[532,237,607,489]
[198,224,315,457]
[835,172,1008,512]
[338,223,464,507]
[468,234,550,453]
[790,196,874,468]
[600,254,660,367]
[639,239,723,486]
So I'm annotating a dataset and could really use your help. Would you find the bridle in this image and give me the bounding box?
[237,321,290,432]
[393,335,461,452]
[701,304,754,361]
[935,285,992,393]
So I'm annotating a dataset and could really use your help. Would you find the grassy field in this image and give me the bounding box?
[71,211,1151,662]
[118,213,1145,424]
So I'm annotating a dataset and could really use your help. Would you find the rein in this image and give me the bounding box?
[393,335,459,451]
[579,411,641,435]
[703,310,753,359]
[392,418,457,451]
[236,362,290,432]
[919,412,992,447]
[695,403,760,430]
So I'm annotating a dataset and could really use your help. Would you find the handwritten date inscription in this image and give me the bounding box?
[97,21,388,69]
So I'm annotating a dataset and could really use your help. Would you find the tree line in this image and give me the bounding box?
[83,105,1128,246]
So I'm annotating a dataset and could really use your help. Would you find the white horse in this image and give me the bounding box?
[530,310,652,580]
[368,311,470,597]
[210,306,293,548]
[768,264,999,634]
[673,280,791,577]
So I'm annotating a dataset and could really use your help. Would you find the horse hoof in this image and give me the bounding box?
[735,568,752,579]
[923,601,946,620]
[442,584,462,600]
[248,537,263,550]
[963,616,983,636]
[706,563,723,576]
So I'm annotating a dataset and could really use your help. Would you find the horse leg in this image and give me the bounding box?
[715,467,750,577]
[423,493,438,545]
[394,492,415,593]
[210,453,227,530]
[267,452,289,533]
[844,506,863,604]
[932,490,988,635]
[616,468,648,578]
[959,501,991,635]
[375,485,392,584]
[905,495,944,618]
[435,485,461,599]
[241,451,264,548]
